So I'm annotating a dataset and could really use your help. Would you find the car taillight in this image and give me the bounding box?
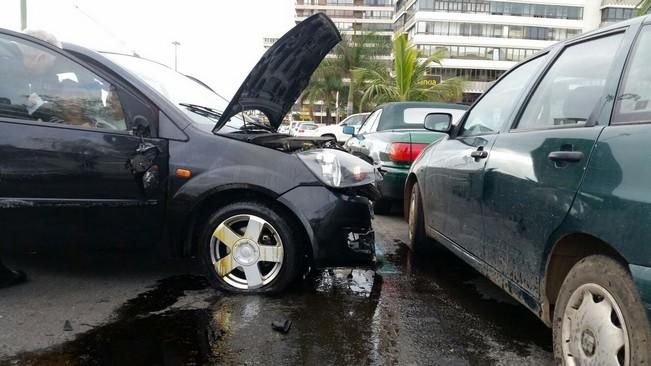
[299,129,304,133]
[389,143,428,163]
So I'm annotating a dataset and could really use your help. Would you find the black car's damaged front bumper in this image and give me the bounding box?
[277,184,377,267]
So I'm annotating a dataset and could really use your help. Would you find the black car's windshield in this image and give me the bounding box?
[104,53,244,130]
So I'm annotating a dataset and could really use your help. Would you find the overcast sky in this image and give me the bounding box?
[0,0,296,98]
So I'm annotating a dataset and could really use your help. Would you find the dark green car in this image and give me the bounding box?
[343,102,467,212]
[407,16,651,364]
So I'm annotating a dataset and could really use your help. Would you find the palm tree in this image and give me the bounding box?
[337,32,390,114]
[302,60,346,123]
[317,31,390,115]
[637,0,651,15]
[359,33,463,106]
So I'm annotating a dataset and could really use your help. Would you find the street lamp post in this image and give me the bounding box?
[20,0,27,30]
[172,41,181,71]
[335,91,340,124]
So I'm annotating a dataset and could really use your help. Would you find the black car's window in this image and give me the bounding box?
[461,55,547,137]
[614,26,651,124]
[358,109,382,134]
[106,53,245,130]
[0,34,128,131]
[516,33,624,130]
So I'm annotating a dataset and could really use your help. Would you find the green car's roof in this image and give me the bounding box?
[374,102,469,131]
[376,101,469,111]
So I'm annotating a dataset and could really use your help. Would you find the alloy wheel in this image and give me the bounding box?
[210,214,284,290]
[561,283,629,366]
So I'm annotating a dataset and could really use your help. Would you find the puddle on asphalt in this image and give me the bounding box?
[2,269,382,366]
[314,268,377,297]
[2,239,552,365]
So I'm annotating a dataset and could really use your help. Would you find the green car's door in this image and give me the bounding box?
[423,56,548,257]
[481,30,631,296]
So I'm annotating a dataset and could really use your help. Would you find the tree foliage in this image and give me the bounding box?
[358,33,463,107]
[637,0,651,15]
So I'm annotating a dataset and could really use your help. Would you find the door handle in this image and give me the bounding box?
[470,149,488,159]
[548,151,584,163]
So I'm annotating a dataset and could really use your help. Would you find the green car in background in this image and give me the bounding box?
[343,102,468,213]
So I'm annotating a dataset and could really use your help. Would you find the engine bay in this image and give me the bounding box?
[228,132,343,153]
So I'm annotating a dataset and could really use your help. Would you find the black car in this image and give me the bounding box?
[0,14,378,293]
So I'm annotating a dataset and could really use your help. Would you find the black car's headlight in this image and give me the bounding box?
[298,149,376,188]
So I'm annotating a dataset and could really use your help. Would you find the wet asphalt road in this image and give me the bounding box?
[0,213,554,365]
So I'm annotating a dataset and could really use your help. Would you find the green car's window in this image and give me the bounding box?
[344,114,365,127]
[358,109,382,134]
[461,54,547,137]
[614,26,651,124]
[516,33,624,130]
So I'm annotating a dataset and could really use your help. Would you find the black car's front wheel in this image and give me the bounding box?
[200,201,301,294]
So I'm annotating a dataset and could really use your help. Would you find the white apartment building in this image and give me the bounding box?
[393,0,640,102]
[263,36,280,51]
[293,0,396,121]
[295,0,395,44]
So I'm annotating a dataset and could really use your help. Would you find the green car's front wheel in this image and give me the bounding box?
[553,255,651,365]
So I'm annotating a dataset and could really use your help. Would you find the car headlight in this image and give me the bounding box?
[298,149,377,188]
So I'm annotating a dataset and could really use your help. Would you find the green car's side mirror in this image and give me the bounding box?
[424,113,452,133]
[343,125,355,136]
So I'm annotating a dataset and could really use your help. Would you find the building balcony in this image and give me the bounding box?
[463,81,493,94]
[601,0,640,8]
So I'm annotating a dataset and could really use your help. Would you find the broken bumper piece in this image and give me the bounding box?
[277,185,376,268]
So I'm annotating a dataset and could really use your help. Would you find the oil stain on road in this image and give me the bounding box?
[3,220,553,366]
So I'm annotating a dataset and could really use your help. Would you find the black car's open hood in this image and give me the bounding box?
[213,13,341,132]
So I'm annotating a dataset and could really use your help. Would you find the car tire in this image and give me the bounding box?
[373,199,392,215]
[553,255,651,366]
[407,183,428,253]
[199,201,301,294]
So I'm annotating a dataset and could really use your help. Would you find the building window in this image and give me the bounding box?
[327,0,355,5]
[334,22,354,30]
[415,21,580,42]
[601,7,635,23]
[361,23,393,31]
[417,0,583,20]
[325,9,355,17]
[365,0,393,6]
[428,67,505,82]
[363,10,393,19]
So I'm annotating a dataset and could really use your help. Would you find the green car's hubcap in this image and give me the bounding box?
[561,283,629,366]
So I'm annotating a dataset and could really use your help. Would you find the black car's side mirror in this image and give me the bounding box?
[424,113,452,133]
[131,116,152,138]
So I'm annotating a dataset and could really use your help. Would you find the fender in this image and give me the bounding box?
[165,163,320,255]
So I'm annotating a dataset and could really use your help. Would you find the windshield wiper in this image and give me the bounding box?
[240,119,275,133]
[181,102,275,133]
[180,103,222,119]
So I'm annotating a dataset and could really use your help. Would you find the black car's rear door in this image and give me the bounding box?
[0,31,167,246]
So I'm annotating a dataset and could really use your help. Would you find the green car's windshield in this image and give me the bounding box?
[104,53,244,129]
